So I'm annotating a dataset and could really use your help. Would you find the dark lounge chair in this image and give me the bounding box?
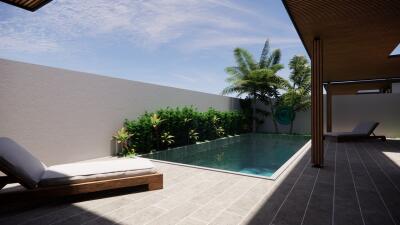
[325,121,386,142]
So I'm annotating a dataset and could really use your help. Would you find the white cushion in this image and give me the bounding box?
[352,122,379,135]
[0,137,47,189]
[39,157,156,186]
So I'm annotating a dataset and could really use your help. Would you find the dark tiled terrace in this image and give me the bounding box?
[1,140,399,225]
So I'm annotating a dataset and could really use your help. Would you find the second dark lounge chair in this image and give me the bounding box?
[325,121,386,142]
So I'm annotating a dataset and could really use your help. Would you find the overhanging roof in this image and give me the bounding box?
[283,0,400,82]
[327,81,393,95]
[0,0,51,12]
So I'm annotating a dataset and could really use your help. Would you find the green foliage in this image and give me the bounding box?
[123,107,245,154]
[160,132,175,148]
[113,127,134,155]
[150,113,164,128]
[278,55,311,134]
[188,129,199,143]
[222,39,287,132]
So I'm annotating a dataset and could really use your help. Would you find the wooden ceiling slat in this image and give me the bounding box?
[25,0,38,7]
[283,0,400,82]
[0,0,51,11]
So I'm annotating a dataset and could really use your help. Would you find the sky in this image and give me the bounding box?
[0,0,308,95]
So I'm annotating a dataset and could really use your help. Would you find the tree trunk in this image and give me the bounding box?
[252,94,257,133]
[270,102,279,134]
[289,121,294,134]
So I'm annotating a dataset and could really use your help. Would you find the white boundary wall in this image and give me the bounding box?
[258,94,400,138]
[1,58,399,164]
[0,59,240,165]
[331,94,400,138]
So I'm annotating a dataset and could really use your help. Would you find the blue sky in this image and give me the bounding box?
[0,0,308,95]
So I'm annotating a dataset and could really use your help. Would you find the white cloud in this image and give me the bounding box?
[0,0,298,52]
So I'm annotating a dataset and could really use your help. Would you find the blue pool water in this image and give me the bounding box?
[142,133,310,177]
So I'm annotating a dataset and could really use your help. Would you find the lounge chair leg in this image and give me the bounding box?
[148,182,163,191]
[148,174,163,191]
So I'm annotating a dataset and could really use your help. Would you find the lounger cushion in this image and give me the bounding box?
[0,137,47,189]
[325,122,379,137]
[39,158,157,187]
[352,122,379,135]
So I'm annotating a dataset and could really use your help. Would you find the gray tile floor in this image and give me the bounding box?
[0,140,399,225]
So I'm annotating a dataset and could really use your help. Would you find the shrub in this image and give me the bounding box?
[123,106,245,154]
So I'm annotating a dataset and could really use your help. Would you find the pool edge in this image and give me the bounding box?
[146,139,312,180]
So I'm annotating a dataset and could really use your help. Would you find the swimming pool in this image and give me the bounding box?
[142,133,310,179]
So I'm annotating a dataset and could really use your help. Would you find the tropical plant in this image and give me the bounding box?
[113,127,134,155]
[211,115,225,137]
[278,55,311,134]
[160,132,175,148]
[124,107,244,154]
[256,40,289,133]
[150,113,164,150]
[222,39,286,133]
[150,113,164,128]
[188,129,199,143]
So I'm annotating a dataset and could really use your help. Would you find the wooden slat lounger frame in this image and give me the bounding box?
[0,173,163,201]
[325,134,386,142]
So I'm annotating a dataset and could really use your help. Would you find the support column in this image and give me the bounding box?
[311,38,324,167]
[326,83,332,132]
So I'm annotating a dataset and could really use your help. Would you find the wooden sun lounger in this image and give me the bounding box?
[0,137,163,201]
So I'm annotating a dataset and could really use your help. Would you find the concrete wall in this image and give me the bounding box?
[0,59,240,165]
[331,94,400,138]
[256,103,311,135]
[1,58,398,165]
[256,93,400,138]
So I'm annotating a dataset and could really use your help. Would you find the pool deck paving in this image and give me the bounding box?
[1,140,399,225]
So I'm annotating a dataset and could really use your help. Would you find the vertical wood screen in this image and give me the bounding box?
[326,83,332,132]
[311,38,324,167]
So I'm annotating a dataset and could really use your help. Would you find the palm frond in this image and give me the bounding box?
[259,39,270,68]
[270,49,282,66]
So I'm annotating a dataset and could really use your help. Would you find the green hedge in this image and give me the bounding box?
[123,107,246,154]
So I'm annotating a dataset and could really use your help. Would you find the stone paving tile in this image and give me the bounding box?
[22,196,123,225]
[301,144,334,225]
[145,202,200,225]
[270,166,319,225]
[368,142,400,188]
[118,206,166,225]
[55,197,134,225]
[227,180,273,216]
[86,193,166,224]
[190,175,241,205]
[191,201,227,223]
[241,152,311,225]
[209,211,243,225]
[0,203,70,225]
[176,217,207,225]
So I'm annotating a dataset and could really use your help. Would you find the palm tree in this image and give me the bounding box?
[222,40,286,132]
[279,55,311,134]
[288,55,311,91]
[256,40,287,133]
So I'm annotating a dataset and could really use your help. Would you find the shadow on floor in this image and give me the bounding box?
[244,139,400,225]
[0,185,149,225]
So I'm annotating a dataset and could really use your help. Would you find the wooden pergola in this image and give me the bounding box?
[283,0,400,167]
[0,0,51,11]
